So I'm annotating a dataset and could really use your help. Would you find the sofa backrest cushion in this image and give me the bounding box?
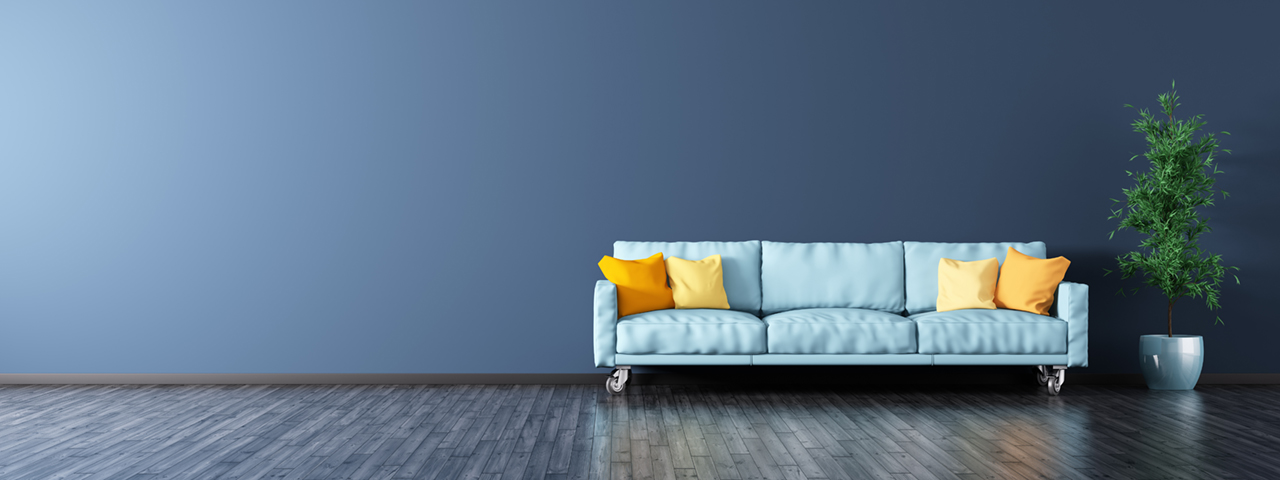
[903,241,1047,315]
[761,241,905,315]
[614,241,762,314]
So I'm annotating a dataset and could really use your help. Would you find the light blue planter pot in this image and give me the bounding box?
[1139,334,1204,390]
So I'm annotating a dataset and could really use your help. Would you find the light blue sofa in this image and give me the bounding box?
[594,241,1088,395]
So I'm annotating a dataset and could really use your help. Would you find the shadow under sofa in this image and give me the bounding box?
[593,241,1089,395]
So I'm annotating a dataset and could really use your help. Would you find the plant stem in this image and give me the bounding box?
[1167,300,1174,337]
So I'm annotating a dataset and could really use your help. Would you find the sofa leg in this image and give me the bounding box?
[606,366,631,395]
[1046,366,1066,396]
[1035,366,1051,386]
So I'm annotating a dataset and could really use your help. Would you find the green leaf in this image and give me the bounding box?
[1110,82,1233,328]
[1215,316,1224,325]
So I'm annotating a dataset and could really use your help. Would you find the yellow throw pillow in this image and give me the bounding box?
[936,257,1000,312]
[598,253,675,317]
[665,255,731,310]
[994,247,1071,315]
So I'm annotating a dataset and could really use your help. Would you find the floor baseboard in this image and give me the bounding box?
[629,372,1280,386]
[1,372,1278,385]
[0,373,602,385]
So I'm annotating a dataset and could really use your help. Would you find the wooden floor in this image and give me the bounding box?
[1,383,1278,480]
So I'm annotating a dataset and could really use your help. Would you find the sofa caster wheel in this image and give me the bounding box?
[1046,367,1065,396]
[606,376,626,395]
[1036,366,1050,386]
[605,367,630,395]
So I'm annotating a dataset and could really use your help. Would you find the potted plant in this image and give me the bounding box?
[1107,81,1238,390]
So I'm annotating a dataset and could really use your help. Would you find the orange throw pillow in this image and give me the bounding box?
[994,247,1071,315]
[598,253,675,317]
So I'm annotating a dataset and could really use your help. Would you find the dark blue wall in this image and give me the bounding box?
[1,2,1277,374]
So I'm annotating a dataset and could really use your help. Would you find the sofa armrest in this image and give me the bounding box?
[593,280,619,368]
[1056,281,1089,368]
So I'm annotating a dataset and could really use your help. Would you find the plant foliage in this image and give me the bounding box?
[1107,81,1237,335]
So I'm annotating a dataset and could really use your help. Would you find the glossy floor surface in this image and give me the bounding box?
[0,383,1277,479]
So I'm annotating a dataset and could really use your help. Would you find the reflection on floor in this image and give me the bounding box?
[0,383,1275,479]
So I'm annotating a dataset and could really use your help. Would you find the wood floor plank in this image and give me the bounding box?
[523,433,557,480]
[630,440,654,480]
[691,455,722,480]
[701,417,744,480]
[651,445,677,480]
[549,429,576,474]
[567,437,594,480]
[589,432,612,480]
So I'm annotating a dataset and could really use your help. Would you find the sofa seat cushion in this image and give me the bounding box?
[763,308,916,354]
[912,309,1066,354]
[616,309,766,355]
